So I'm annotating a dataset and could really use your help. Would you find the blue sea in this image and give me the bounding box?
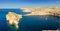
[0,9,60,31]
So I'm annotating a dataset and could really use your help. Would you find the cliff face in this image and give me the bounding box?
[6,12,22,29]
[21,7,60,17]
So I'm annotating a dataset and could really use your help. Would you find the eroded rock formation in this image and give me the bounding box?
[6,12,22,29]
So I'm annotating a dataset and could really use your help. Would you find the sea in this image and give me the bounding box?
[0,9,60,31]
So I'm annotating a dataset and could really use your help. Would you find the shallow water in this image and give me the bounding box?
[0,9,60,31]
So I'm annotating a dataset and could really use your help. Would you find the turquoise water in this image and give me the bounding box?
[0,9,60,31]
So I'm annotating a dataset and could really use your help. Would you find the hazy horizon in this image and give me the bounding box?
[0,0,60,8]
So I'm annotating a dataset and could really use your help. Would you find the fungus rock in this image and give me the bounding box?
[6,12,22,29]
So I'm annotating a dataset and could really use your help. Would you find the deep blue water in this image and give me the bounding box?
[0,9,60,31]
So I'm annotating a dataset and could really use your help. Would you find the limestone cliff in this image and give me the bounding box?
[6,12,22,29]
[21,7,60,17]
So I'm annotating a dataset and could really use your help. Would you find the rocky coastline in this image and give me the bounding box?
[21,7,60,17]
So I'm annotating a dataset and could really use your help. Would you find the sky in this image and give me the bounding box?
[0,0,60,8]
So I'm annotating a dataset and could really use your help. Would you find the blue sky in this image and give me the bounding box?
[0,0,60,8]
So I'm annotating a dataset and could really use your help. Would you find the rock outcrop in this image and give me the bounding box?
[21,7,60,17]
[6,12,22,29]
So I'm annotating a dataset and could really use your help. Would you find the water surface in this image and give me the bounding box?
[0,9,60,31]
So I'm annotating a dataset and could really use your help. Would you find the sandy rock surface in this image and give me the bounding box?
[6,12,22,29]
[21,7,60,17]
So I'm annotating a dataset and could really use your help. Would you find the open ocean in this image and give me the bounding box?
[0,9,60,31]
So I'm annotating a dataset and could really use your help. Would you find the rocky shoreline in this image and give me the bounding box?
[21,7,60,17]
